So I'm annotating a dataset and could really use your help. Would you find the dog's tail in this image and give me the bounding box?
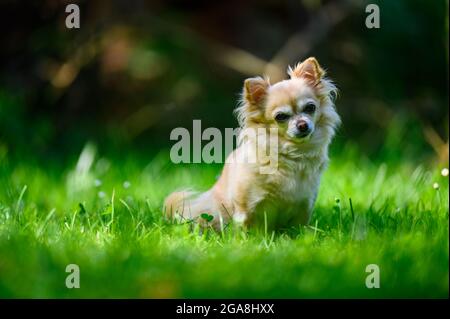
[163,189,215,223]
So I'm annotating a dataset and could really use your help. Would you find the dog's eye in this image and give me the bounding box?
[304,103,316,113]
[274,113,290,122]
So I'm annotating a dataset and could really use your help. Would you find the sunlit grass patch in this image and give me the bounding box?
[0,143,448,298]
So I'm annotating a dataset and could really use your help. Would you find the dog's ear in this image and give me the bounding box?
[243,77,269,107]
[288,57,325,86]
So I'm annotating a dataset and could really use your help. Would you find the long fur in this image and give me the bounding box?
[164,57,340,230]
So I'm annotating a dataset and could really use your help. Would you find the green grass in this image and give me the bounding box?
[0,142,448,298]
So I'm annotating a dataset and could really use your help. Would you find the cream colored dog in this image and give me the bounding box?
[164,57,340,230]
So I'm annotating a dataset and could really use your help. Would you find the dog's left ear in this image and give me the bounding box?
[288,57,325,86]
[243,77,269,107]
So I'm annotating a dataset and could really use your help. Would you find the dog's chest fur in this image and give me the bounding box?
[266,154,325,201]
[249,154,326,227]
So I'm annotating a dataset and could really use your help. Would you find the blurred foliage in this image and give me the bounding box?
[0,0,448,164]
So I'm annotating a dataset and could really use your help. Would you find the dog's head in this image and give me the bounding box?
[236,57,341,152]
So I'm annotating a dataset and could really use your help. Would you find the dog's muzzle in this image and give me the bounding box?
[295,119,312,138]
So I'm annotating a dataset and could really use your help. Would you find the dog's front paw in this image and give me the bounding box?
[232,212,248,225]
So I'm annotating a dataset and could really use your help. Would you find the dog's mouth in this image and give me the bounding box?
[291,130,313,142]
[295,131,312,138]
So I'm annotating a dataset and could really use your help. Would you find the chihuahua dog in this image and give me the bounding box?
[164,57,340,230]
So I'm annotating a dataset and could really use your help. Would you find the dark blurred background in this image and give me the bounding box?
[0,0,448,164]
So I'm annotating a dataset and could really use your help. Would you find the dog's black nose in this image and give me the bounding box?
[297,120,309,133]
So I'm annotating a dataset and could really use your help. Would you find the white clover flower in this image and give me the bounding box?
[441,168,449,177]
[433,182,439,190]
[123,181,131,189]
